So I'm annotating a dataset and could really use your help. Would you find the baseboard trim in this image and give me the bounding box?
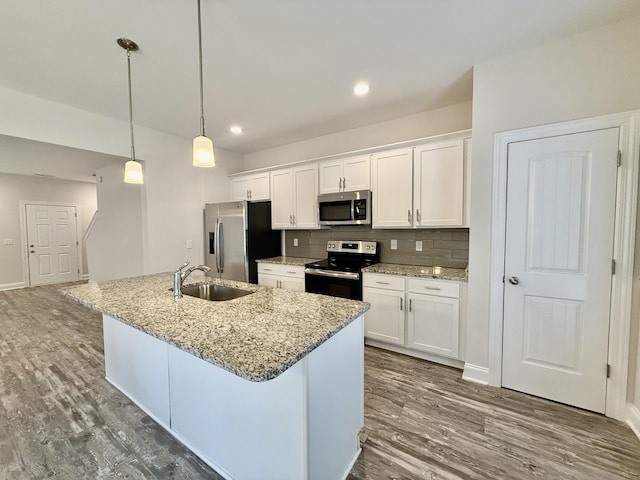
[627,404,640,441]
[462,363,491,386]
[0,282,26,291]
[365,339,464,369]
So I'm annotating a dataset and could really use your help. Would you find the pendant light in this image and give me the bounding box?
[193,0,215,167]
[117,37,144,184]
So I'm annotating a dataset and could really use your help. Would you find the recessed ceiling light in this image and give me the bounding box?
[353,82,370,97]
[230,125,244,135]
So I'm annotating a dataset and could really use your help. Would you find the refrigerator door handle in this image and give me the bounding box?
[218,220,224,273]
[214,219,220,273]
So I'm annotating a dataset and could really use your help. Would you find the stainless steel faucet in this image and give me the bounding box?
[174,260,211,299]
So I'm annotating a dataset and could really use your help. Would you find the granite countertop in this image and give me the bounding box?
[61,272,368,382]
[256,256,321,266]
[362,263,468,282]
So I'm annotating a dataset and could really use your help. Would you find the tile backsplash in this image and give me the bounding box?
[284,226,469,269]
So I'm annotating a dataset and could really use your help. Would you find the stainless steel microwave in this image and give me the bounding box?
[318,190,371,226]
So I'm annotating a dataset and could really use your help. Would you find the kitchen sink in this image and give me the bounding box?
[180,283,254,301]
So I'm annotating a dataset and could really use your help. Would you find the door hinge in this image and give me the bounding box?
[502,276,505,283]
[612,259,616,275]
[76,241,79,246]
[617,150,622,167]
[607,364,611,378]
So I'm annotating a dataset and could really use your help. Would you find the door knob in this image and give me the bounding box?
[508,276,520,285]
[30,250,35,253]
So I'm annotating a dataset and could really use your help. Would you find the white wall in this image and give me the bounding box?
[243,101,472,170]
[0,85,236,281]
[0,173,97,288]
[468,16,640,403]
[87,163,144,281]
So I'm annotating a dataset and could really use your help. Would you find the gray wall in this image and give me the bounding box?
[0,172,97,288]
[285,227,468,269]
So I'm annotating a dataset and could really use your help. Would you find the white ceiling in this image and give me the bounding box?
[1,0,640,156]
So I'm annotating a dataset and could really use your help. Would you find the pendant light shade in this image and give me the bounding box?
[193,0,215,168]
[193,135,215,167]
[124,160,144,184]
[117,37,144,184]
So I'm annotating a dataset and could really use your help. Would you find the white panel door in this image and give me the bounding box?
[26,204,79,285]
[293,164,319,229]
[413,140,464,227]
[248,172,271,201]
[502,128,619,413]
[230,176,250,201]
[270,169,293,229]
[371,147,413,228]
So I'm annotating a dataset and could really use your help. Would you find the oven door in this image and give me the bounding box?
[304,268,362,300]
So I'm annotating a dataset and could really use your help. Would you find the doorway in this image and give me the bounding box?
[488,111,639,420]
[25,203,81,286]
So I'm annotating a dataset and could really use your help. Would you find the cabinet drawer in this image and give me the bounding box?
[362,273,405,291]
[257,263,304,279]
[407,278,459,298]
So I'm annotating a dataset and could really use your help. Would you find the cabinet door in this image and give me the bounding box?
[413,140,464,227]
[249,173,271,201]
[363,287,405,345]
[371,147,413,228]
[258,273,280,289]
[230,176,250,201]
[318,160,343,194]
[281,277,304,292]
[293,165,319,229]
[407,293,459,358]
[270,169,294,229]
[342,154,370,192]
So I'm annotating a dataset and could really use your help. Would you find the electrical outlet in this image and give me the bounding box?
[293,238,299,247]
[390,239,397,250]
[3,239,13,246]
[416,240,423,252]
[186,239,193,249]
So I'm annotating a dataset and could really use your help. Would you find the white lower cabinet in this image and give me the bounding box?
[363,272,463,364]
[257,263,305,292]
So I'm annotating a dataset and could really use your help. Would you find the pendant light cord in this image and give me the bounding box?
[126,49,136,161]
[197,0,206,137]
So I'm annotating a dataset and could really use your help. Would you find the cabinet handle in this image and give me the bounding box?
[343,177,346,190]
[375,281,391,285]
[290,214,293,224]
[416,209,421,224]
[424,286,442,291]
[400,297,403,311]
[293,215,297,225]
[249,189,252,199]
[247,189,250,199]
[277,280,281,288]
[286,271,297,274]
[408,209,412,224]
[338,178,342,191]
[409,299,412,312]
[264,268,273,272]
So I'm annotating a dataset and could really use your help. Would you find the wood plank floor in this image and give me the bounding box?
[1,283,639,479]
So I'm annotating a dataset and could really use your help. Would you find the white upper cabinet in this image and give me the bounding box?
[230,172,270,201]
[371,147,413,228]
[318,154,370,194]
[371,133,471,229]
[270,164,319,229]
[413,140,464,227]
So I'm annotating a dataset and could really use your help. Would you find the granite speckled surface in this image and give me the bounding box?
[60,272,368,382]
[362,263,468,282]
[256,256,320,266]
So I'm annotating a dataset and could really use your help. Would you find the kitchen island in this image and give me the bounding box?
[62,272,369,480]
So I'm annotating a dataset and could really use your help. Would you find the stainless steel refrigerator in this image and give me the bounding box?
[204,201,281,284]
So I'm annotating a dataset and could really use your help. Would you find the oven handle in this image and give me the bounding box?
[304,268,360,280]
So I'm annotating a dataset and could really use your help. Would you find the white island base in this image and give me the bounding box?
[102,314,365,480]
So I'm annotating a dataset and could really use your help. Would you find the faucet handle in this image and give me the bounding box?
[175,260,190,273]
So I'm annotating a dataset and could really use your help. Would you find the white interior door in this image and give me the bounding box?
[26,204,80,286]
[502,128,619,413]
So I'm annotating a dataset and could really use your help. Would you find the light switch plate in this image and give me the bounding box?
[3,239,13,246]
[390,239,397,250]
[186,239,193,249]
[416,240,423,252]
[293,238,298,247]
